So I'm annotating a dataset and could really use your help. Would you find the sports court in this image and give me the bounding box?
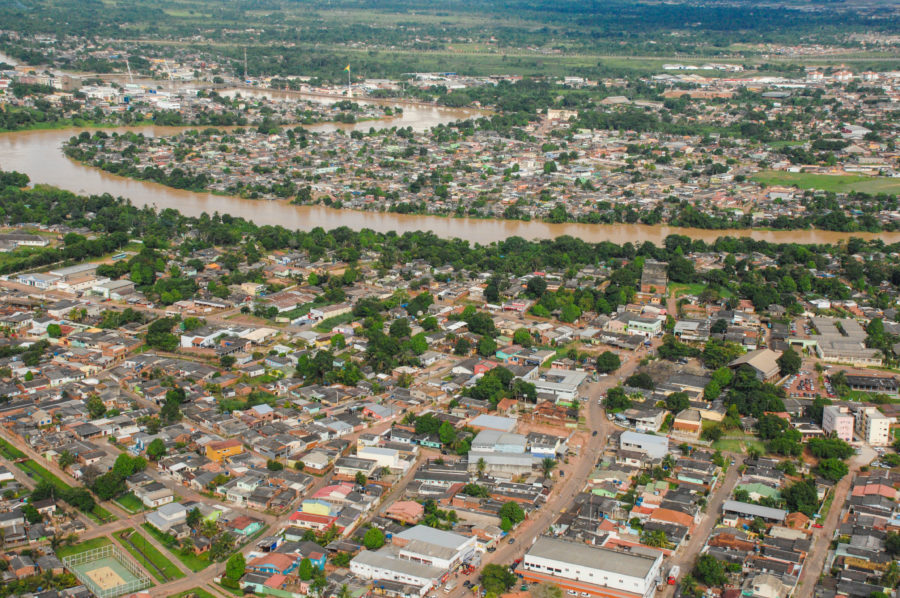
[63,544,153,598]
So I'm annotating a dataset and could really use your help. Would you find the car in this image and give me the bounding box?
[812,523,824,528]
[567,591,578,596]
[487,546,496,553]
[592,430,598,436]
[508,537,516,544]
[464,581,473,588]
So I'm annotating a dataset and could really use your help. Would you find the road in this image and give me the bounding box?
[443,349,650,598]
[659,454,745,598]
[793,447,873,598]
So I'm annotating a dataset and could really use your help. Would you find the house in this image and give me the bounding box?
[205,438,244,462]
[133,481,175,508]
[227,515,264,536]
[145,502,188,532]
[247,553,298,575]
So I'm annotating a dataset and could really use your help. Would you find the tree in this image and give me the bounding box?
[298,558,314,581]
[777,347,801,376]
[225,553,246,582]
[693,554,727,587]
[525,277,547,298]
[220,355,236,368]
[665,392,690,413]
[477,335,498,357]
[477,457,486,476]
[355,471,368,486]
[640,529,669,548]
[886,531,900,556]
[439,421,457,445]
[815,458,849,482]
[186,507,202,528]
[86,395,106,419]
[47,323,62,338]
[363,527,385,550]
[605,387,631,411]
[541,457,556,478]
[146,438,166,460]
[481,564,517,594]
[498,501,526,525]
[595,351,621,374]
[807,437,853,460]
[454,337,471,355]
[267,459,285,471]
[513,328,533,348]
[625,372,654,389]
[783,479,818,516]
[58,450,76,469]
[21,504,41,524]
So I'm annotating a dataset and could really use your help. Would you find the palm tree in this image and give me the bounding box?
[477,457,486,476]
[338,584,352,598]
[541,457,556,478]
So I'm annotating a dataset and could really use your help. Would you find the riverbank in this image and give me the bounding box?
[2,123,900,246]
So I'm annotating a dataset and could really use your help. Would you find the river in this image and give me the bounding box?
[0,91,895,245]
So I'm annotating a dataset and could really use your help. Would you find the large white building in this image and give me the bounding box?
[619,431,669,460]
[350,526,478,596]
[520,537,663,598]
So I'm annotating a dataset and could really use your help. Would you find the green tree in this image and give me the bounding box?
[815,458,849,482]
[477,335,498,357]
[595,351,621,374]
[639,529,668,548]
[513,328,533,348]
[46,323,62,338]
[777,347,801,376]
[498,501,526,524]
[225,553,246,581]
[86,395,106,419]
[693,554,727,587]
[298,558,314,581]
[363,527,385,550]
[146,438,166,460]
[481,564,517,594]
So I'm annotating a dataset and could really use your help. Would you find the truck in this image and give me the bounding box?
[667,566,680,585]
[445,580,458,593]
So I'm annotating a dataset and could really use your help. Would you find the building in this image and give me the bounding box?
[350,550,442,597]
[520,536,663,598]
[855,406,892,446]
[469,414,517,432]
[619,431,668,460]
[728,349,782,382]
[533,370,589,401]
[145,502,188,532]
[640,260,668,294]
[721,500,787,524]
[205,438,244,462]
[822,405,855,442]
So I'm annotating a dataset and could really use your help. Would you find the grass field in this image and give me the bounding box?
[169,589,217,598]
[18,459,70,493]
[313,312,355,332]
[115,492,146,513]
[712,435,766,454]
[141,523,211,572]
[114,527,185,582]
[0,437,26,460]
[752,170,900,195]
[57,536,112,558]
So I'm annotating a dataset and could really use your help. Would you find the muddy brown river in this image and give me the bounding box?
[0,91,894,245]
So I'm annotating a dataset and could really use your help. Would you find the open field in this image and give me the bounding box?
[141,523,211,572]
[114,527,185,582]
[57,536,112,558]
[752,171,900,195]
[115,492,146,513]
[169,589,217,598]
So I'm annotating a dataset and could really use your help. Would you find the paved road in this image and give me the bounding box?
[794,447,874,598]
[659,454,745,598]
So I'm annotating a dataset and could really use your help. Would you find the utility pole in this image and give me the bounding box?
[243,47,248,83]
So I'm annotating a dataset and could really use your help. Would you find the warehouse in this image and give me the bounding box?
[520,536,663,598]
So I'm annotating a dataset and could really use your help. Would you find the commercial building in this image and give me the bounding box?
[822,405,855,442]
[728,348,782,382]
[722,500,787,524]
[812,318,882,367]
[619,431,669,460]
[519,536,663,598]
[533,370,589,401]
